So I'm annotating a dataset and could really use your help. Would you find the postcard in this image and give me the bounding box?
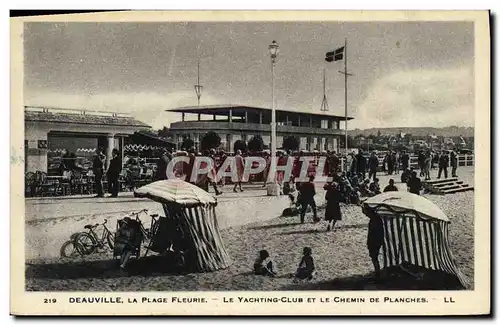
[11,10,490,316]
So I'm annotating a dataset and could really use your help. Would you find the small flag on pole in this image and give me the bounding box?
[325,46,345,62]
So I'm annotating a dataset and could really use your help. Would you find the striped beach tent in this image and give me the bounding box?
[134,179,231,272]
[362,192,469,288]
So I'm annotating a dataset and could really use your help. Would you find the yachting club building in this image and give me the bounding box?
[167,104,354,152]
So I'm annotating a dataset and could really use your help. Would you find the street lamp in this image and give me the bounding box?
[267,40,280,196]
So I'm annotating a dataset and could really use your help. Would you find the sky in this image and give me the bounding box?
[23,21,475,130]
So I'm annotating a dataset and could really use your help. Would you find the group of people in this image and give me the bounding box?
[286,165,428,231]
[346,148,461,183]
[92,148,122,198]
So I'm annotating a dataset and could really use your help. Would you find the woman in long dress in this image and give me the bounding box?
[325,182,342,231]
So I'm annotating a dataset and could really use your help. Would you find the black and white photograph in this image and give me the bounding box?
[11,10,490,316]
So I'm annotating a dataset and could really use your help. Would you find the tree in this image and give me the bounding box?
[200,131,221,151]
[181,138,195,151]
[233,140,247,153]
[158,126,170,138]
[282,136,300,152]
[247,135,264,153]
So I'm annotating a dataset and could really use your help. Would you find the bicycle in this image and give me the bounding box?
[116,209,186,269]
[60,233,86,258]
[75,219,115,255]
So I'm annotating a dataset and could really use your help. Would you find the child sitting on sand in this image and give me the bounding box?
[293,247,315,280]
[253,250,276,277]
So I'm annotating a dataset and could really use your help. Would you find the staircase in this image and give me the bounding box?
[422,177,474,195]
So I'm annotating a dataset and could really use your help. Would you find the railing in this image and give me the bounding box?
[339,154,474,170]
[170,121,345,136]
[25,106,131,118]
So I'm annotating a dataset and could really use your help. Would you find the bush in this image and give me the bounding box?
[247,135,264,153]
[282,136,299,152]
[200,131,221,151]
[233,140,247,153]
[181,138,195,151]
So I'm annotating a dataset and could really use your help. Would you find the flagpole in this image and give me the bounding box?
[344,38,348,171]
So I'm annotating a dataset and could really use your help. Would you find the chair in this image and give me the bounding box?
[36,172,61,197]
[25,172,36,197]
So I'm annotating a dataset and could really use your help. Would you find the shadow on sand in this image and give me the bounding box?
[249,222,302,230]
[281,267,465,291]
[26,256,188,280]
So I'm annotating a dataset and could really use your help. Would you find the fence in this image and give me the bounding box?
[339,154,474,171]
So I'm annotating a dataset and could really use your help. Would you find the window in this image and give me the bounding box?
[321,120,328,129]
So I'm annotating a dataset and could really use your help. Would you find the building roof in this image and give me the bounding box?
[167,104,354,120]
[130,130,176,146]
[25,106,150,128]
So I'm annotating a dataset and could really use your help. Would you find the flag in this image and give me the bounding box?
[325,46,344,62]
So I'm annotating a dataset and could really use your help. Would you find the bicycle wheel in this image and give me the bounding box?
[60,240,84,258]
[75,232,97,255]
[106,232,115,250]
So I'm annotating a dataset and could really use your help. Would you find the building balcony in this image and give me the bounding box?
[170,121,345,136]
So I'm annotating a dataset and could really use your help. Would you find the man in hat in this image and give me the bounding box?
[156,148,172,180]
[437,150,449,179]
[93,147,106,198]
[106,148,122,197]
[450,148,458,178]
[365,207,384,278]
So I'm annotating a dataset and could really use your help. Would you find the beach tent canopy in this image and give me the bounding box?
[362,192,468,288]
[134,179,230,272]
[134,179,216,206]
[363,192,449,222]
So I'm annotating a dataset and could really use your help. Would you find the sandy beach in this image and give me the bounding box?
[26,168,474,291]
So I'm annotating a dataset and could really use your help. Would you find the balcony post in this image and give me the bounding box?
[182,113,185,122]
[198,113,201,121]
[259,111,263,124]
[229,109,233,123]
[245,110,248,123]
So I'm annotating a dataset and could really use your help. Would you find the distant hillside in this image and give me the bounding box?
[349,126,474,138]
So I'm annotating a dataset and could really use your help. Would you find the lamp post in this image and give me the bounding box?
[267,40,280,196]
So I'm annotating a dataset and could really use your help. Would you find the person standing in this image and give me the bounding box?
[355,149,366,179]
[93,148,106,198]
[437,151,449,179]
[298,175,318,224]
[106,148,122,197]
[386,151,394,175]
[324,182,342,231]
[330,151,340,175]
[424,151,432,180]
[156,149,172,180]
[262,151,271,188]
[450,149,458,177]
[418,150,426,177]
[368,151,379,181]
[394,151,400,175]
[185,148,196,184]
[233,149,245,192]
[217,150,228,188]
[208,149,222,195]
[401,150,410,171]
[366,207,384,278]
